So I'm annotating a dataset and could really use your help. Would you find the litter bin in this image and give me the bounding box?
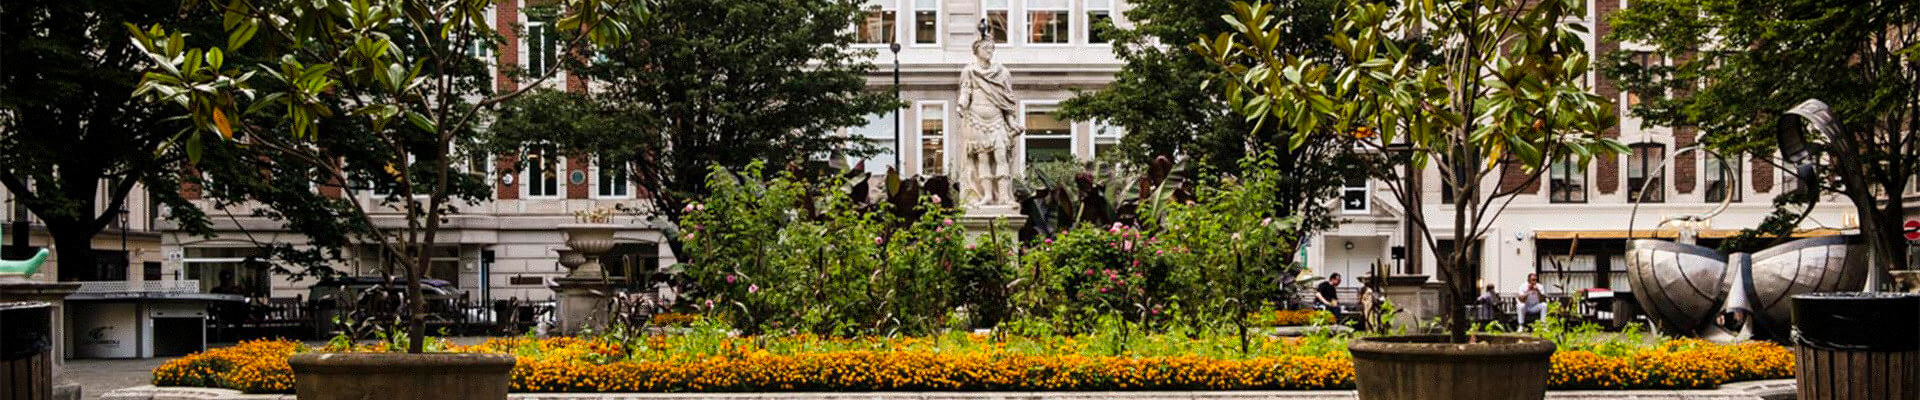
[1791,292,1919,400]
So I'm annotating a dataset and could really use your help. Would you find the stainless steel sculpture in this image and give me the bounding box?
[1626,235,1868,341]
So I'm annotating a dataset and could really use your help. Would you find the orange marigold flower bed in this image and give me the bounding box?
[152,336,1794,394]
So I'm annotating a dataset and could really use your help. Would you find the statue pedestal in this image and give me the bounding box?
[550,277,613,334]
[959,205,1025,239]
[1378,275,1440,330]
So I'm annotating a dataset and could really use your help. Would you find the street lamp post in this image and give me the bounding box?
[890,42,903,174]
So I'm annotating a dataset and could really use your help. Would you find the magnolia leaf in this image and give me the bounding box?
[211,108,234,140]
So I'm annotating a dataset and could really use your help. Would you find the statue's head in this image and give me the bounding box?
[972,38,995,63]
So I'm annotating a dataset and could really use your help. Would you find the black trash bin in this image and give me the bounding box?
[1791,292,1920,400]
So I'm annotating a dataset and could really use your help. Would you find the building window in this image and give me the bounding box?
[1704,152,1742,203]
[525,146,562,198]
[1022,102,1073,167]
[1627,143,1666,203]
[1549,157,1587,203]
[983,0,1010,43]
[595,155,631,199]
[850,112,899,174]
[1342,175,1370,214]
[1025,0,1070,44]
[1625,51,1656,107]
[1091,119,1122,158]
[524,19,559,78]
[917,102,947,176]
[856,0,898,45]
[184,247,271,297]
[1086,0,1114,44]
[912,0,940,45]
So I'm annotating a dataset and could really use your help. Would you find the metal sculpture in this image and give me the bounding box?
[1623,99,1870,342]
[1627,236,1868,341]
[0,224,50,279]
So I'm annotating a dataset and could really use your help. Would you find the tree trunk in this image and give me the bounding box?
[50,225,97,281]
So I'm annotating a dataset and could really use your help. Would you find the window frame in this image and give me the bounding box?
[852,0,900,47]
[1703,152,1742,203]
[982,0,1011,44]
[1017,101,1077,169]
[1085,0,1114,45]
[1341,176,1371,214]
[591,154,633,199]
[914,101,949,177]
[848,111,903,175]
[1548,157,1588,203]
[1626,142,1667,203]
[1090,119,1123,159]
[909,0,942,47]
[522,145,566,199]
[520,15,562,86]
[1022,0,1073,46]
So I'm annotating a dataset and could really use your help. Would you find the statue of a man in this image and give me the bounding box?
[957,35,1022,207]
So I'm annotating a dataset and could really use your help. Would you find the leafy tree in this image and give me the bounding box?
[1059,0,1366,264]
[489,0,898,257]
[1607,0,1920,282]
[0,0,214,274]
[128,0,638,352]
[1197,0,1620,342]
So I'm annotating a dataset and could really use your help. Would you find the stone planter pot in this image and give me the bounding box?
[558,223,619,278]
[288,352,515,400]
[1348,335,1555,400]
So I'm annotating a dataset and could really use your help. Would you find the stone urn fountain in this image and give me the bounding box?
[551,210,621,334]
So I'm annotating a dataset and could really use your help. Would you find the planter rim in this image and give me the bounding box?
[1349,335,1555,362]
[288,352,516,374]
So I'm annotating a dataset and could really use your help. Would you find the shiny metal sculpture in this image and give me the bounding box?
[1627,235,1868,341]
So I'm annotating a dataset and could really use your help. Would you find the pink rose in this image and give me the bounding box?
[943,218,954,226]
[932,195,943,203]
[725,274,737,284]
[748,284,760,294]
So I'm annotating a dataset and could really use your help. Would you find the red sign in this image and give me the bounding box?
[1905,220,1920,241]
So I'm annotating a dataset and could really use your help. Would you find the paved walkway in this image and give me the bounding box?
[64,358,166,400]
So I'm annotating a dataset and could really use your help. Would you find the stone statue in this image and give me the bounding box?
[957,27,1022,209]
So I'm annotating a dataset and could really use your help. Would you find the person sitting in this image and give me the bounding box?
[1314,273,1343,320]
[1518,273,1550,327]
[1474,284,1500,323]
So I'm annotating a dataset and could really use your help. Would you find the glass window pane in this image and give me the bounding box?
[851,113,898,174]
[1026,137,1072,165]
[920,104,946,176]
[1087,10,1113,43]
[915,10,938,44]
[985,11,1010,43]
[1024,104,1070,166]
[856,2,896,44]
[1028,10,1070,43]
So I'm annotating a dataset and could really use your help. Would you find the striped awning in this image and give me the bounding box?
[1532,228,1848,240]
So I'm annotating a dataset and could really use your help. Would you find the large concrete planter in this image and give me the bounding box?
[1348,335,1556,400]
[287,353,515,400]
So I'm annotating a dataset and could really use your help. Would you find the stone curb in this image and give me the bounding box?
[101,380,1798,400]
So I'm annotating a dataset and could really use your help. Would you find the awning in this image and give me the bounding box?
[1533,228,1848,240]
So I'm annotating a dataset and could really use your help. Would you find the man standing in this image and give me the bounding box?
[1315,273,1343,318]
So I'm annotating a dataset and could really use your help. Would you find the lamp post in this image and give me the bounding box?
[890,41,903,173]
